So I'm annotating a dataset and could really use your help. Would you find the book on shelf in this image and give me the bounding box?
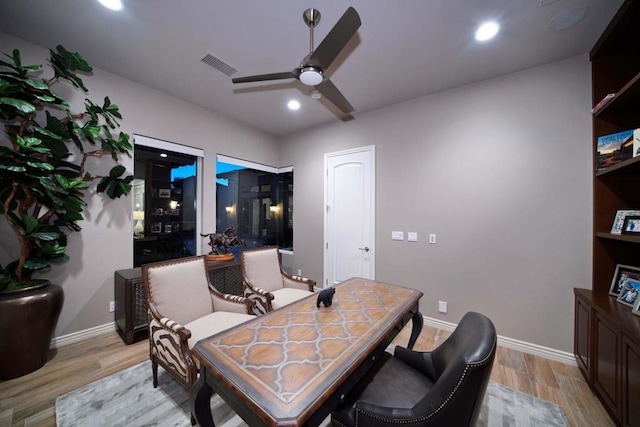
[634,129,640,158]
[591,93,616,114]
[597,129,634,171]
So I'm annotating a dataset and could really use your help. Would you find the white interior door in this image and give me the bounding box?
[324,146,375,287]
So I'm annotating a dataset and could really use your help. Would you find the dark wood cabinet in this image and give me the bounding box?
[114,267,146,345]
[622,336,640,427]
[574,289,640,426]
[574,293,591,378]
[593,311,622,419]
[114,261,243,344]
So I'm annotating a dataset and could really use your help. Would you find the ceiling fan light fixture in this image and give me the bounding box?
[299,67,323,86]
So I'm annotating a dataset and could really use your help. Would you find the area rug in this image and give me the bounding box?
[56,360,568,426]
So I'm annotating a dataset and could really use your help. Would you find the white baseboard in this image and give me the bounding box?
[51,322,115,349]
[50,317,577,367]
[423,316,577,366]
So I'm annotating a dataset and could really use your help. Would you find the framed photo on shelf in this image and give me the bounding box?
[621,215,640,235]
[151,222,162,233]
[633,296,640,317]
[611,210,640,234]
[617,277,640,307]
[158,188,171,198]
[164,224,172,233]
[609,264,640,296]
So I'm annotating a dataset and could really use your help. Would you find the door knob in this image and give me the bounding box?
[358,247,370,252]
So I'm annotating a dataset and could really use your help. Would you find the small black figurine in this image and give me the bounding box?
[317,287,336,308]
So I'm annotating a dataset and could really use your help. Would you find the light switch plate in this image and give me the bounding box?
[429,234,437,244]
[407,232,417,242]
[392,231,404,241]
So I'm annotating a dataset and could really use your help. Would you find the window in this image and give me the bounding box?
[216,155,293,252]
[133,135,203,267]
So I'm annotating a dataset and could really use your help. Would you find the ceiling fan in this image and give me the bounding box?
[232,7,361,114]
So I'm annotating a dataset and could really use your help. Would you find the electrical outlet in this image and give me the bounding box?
[109,301,116,313]
[438,300,447,314]
[297,269,302,276]
[429,233,437,244]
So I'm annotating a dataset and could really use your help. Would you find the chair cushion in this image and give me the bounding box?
[184,311,255,349]
[271,288,314,309]
[332,353,434,426]
[242,247,284,292]
[147,258,213,325]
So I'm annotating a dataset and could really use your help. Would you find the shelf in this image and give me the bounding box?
[594,71,640,118]
[596,154,640,176]
[596,232,640,244]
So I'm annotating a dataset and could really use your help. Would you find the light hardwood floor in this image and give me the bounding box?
[0,323,614,427]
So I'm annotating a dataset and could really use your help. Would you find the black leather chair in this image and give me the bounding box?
[331,311,497,427]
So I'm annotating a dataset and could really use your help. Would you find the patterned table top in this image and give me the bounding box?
[193,277,422,425]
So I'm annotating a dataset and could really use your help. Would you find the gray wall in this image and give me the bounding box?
[280,55,593,353]
[0,31,593,354]
[0,33,279,337]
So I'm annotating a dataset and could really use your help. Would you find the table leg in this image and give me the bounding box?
[407,310,423,349]
[190,371,215,427]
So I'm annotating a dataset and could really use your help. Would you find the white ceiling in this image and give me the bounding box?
[0,0,623,137]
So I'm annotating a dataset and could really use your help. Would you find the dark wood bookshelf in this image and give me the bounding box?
[575,1,640,425]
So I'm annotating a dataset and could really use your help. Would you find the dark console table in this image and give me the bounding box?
[114,260,243,344]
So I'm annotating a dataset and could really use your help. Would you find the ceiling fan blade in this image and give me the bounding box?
[232,71,298,84]
[315,78,354,113]
[307,7,361,70]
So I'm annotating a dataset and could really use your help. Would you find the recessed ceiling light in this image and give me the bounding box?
[548,7,589,32]
[160,153,168,158]
[287,100,301,110]
[97,0,123,11]
[310,90,322,100]
[475,21,500,42]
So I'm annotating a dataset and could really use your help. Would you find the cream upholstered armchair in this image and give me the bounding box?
[142,256,255,389]
[240,246,316,315]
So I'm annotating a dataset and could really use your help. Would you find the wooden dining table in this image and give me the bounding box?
[190,277,423,427]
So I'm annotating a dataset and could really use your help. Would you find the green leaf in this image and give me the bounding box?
[23,78,48,90]
[22,214,38,233]
[109,165,126,178]
[0,164,26,172]
[30,231,60,241]
[0,97,36,113]
[22,258,50,270]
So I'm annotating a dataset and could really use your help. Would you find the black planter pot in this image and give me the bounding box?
[0,281,64,380]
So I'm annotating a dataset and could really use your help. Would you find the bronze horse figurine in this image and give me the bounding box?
[200,225,246,255]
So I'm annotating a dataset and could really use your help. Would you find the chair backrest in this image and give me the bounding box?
[142,256,213,325]
[240,246,284,292]
[416,311,497,426]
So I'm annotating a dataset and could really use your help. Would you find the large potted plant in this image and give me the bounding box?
[0,45,133,379]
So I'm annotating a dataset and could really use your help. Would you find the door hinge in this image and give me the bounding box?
[326,205,330,213]
[326,242,328,249]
